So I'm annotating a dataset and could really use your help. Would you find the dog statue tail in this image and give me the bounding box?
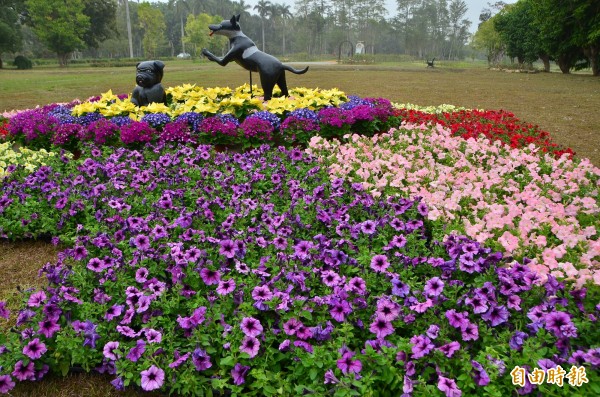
[283,65,309,74]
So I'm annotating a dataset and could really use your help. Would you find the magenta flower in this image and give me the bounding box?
[369,316,395,339]
[0,375,15,394]
[169,351,191,368]
[27,290,46,307]
[410,334,435,359]
[544,311,576,338]
[324,369,339,384]
[376,299,400,321]
[283,318,302,335]
[240,317,263,337]
[38,318,60,338]
[481,304,509,327]
[200,268,221,285]
[370,254,390,272]
[140,365,165,391]
[438,341,461,358]
[437,375,462,397]
[336,352,362,375]
[239,335,260,358]
[145,328,162,344]
[22,338,47,360]
[216,278,236,295]
[424,277,445,297]
[231,363,250,385]
[251,285,273,301]
[192,348,212,371]
[126,340,146,362]
[103,341,120,361]
[0,301,9,319]
[12,360,35,381]
[219,239,236,258]
[293,240,314,260]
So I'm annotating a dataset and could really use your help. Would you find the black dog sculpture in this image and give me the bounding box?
[131,60,167,106]
[201,15,308,101]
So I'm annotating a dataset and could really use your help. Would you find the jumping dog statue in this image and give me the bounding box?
[201,15,308,100]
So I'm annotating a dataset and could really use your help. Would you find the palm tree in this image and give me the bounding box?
[254,0,272,52]
[233,0,251,18]
[273,3,292,56]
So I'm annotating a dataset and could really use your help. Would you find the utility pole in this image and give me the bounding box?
[124,0,134,58]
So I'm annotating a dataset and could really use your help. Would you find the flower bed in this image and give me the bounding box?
[393,107,574,159]
[307,124,600,288]
[0,89,598,396]
[0,144,598,396]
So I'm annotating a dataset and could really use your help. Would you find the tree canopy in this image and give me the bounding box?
[25,0,90,66]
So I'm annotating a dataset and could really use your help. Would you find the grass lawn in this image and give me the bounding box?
[0,60,599,396]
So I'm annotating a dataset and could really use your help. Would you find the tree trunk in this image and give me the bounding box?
[583,46,599,76]
[539,54,551,72]
[556,55,571,74]
[0,57,3,69]
[58,53,70,67]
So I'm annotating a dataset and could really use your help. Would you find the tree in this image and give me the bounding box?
[272,3,292,56]
[185,13,225,57]
[0,0,25,68]
[254,0,272,52]
[494,0,545,68]
[447,0,471,59]
[81,0,118,51]
[472,17,505,66]
[529,0,585,74]
[25,0,90,67]
[137,2,166,58]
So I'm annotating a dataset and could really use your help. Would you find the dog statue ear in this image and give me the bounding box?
[153,60,165,71]
[230,15,237,26]
[235,14,240,22]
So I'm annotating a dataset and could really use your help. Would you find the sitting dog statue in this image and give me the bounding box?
[131,60,167,106]
[201,15,308,101]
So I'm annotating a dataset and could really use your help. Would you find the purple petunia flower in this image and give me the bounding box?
[23,338,47,360]
[410,334,434,359]
[471,360,490,386]
[251,285,273,302]
[376,298,400,321]
[438,341,461,358]
[192,348,212,371]
[0,301,9,319]
[126,339,146,362]
[324,369,339,384]
[481,304,509,327]
[445,309,470,330]
[219,239,236,258]
[544,311,576,338]
[169,351,191,368]
[424,277,445,297]
[240,317,263,337]
[199,268,221,285]
[461,322,479,341]
[336,352,362,375]
[103,341,120,361]
[370,254,390,272]
[216,278,236,295]
[231,363,251,385]
[369,315,395,339]
[239,336,260,358]
[27,290,46,307]
[437,375,462,397]
[38,318,60,338]
[293,240,314,260]
[140,365,165,391]
[0,375,15,394]
[12,360,35,381]
[509,330,528,350]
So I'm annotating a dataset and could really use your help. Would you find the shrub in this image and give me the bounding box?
[13,55,32,70]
